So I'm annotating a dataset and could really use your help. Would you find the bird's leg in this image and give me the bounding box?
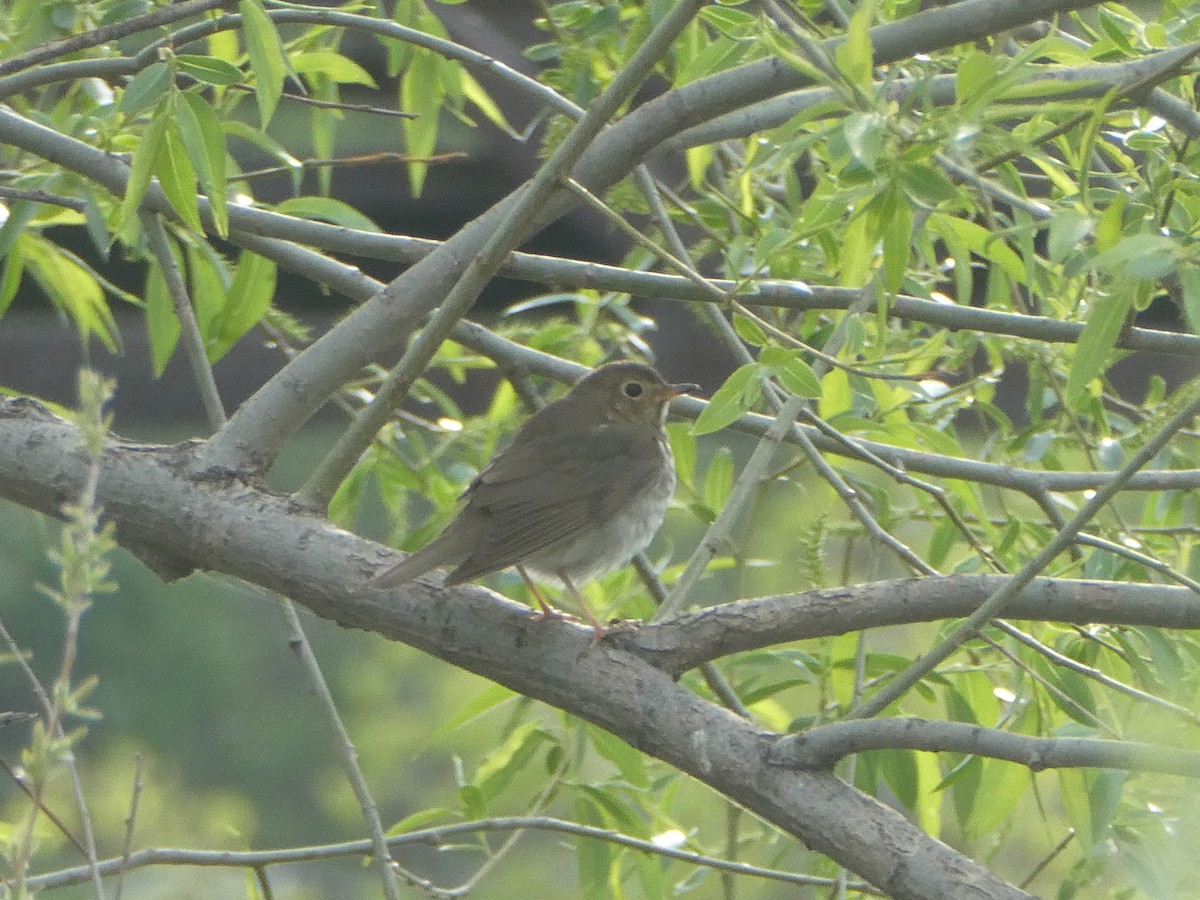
[559,573,612,643]
[516,565,577,623]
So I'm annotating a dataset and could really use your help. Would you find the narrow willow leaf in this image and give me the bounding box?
[114,105,168,234]
[400,47,443,196]
[144,261,181,377]
[274,196,381,232]
[1065,291,1131,406]
[731,311,766,345]
[834,6,873,88]
[210,251,276,361]
[761,346,821,397]
[289,50,377,87]
[0,240,24,320]
[117,61,171,116]
[177,92,229,236]
[587,724,648,788]
[703,446,734,512]
[475,722,552,799]
[574,797,611,900]
[174,54,244,87]
[239,0,287,127]
[155,120,203,233]
[23,235,120,353]
[955,51,997,105]
[882,189,913,297]
[460,71,515,135]
[187,241,229,341]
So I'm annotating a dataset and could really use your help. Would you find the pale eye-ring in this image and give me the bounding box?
[623,381,644,398]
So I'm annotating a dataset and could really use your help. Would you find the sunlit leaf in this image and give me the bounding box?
[692,363,760,435]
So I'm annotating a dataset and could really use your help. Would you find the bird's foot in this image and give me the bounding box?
[586,618,640,646]
[530,604,581,624]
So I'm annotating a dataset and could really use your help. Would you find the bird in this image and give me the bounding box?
[373,361,698,639]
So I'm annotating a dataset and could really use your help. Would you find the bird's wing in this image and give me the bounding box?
[446,424,660,583]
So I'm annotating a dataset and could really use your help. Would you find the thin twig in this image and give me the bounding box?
[139,213,226,431]
[18,816,885,896]
[111,753,145,900]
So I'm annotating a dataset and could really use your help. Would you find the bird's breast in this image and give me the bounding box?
[524,436,675,585]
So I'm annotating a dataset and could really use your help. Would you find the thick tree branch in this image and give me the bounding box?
[0,400,1031,899]
[628,576,1200,677]
[769,719,1200,776]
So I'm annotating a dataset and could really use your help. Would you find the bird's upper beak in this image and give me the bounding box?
[664,381,699,399]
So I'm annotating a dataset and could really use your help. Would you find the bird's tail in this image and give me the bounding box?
[373,533,460,588]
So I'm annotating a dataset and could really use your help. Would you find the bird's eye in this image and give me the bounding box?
[623,381,643,398]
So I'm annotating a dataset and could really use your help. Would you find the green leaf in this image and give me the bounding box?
[818,366,852,418]
[174,54,244,87]
[703,446,734,518]
[666,422,696,490]
[881,188,912,297]
[955,51,997,105]
[574,797,611,900]
[834,5,873,88]
[177,93,229,236]
[209,250,276,361]
[289,50,377,87]
[22,235,120,352]
[144,262,181,377]
[460,71,515,135]
[692,363,760,435]
[222,119,300,174]
[401,47,444,196]
[1089,233,1179,281]
[1065,290,1131,406]
[901,163,958,205]
[239,0,287,127]
[1046,210,1094,262]
[1178,267,1200,335]
[1098,8,1135,55]
[0,199,38,264]
[587,724,648,788]
[155,120,203,233]
[699,5,756,37]
[0,240,25,320]
[435,682,517,736]
[474,722,553,799]
[878,748,919,811]
[273,196,381,232]
[731,312,766,345]
[842,112,886,170]
[928,214,1026,285]
[839,210,874,287]
[760,346,821,397]
[187,240,229,339]
[114,104,169,234]
[386,807,455,836]
[118,61,172,116]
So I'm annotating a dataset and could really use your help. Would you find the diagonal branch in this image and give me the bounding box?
[0,400,1031,900]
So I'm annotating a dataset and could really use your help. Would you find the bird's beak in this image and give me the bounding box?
[663,382,699,399]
